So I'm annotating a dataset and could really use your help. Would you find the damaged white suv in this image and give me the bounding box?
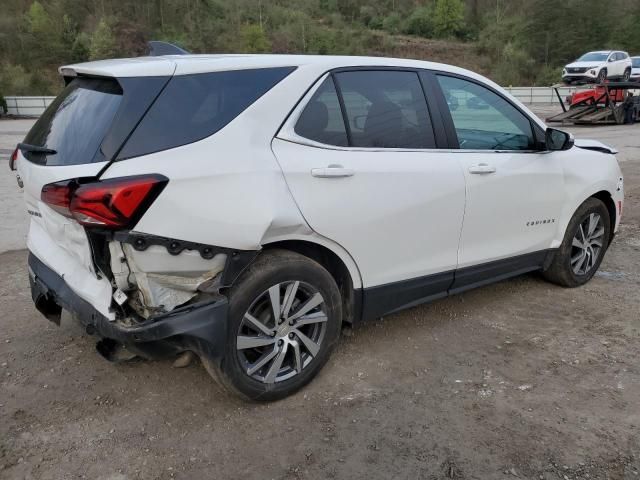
[13,52,624,400]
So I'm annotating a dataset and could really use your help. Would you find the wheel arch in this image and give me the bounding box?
[260,239,362,324]
[591,190,617,242]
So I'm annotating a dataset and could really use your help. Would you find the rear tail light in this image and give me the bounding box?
[9,147,18,171]
[41,175,168,229]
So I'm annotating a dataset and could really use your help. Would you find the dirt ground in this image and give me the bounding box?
[1,110,639,480]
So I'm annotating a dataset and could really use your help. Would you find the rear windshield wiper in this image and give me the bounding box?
[17,143,57,155]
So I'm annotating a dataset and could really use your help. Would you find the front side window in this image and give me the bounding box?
[334,70,435,149]
[437,75,534,151]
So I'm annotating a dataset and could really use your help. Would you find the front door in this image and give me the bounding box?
[433,74,564,288]
[274,70,466,317]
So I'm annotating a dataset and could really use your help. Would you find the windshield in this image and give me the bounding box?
[632,58,640,68]
[577,52,609,62]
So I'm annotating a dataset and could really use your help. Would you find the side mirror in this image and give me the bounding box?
[546,128,574,151]
[608,57,615,63]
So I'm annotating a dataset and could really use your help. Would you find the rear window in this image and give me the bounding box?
[23,78,122,166]
[118,67,296,159]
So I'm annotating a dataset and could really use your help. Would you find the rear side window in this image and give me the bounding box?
[118,67,295,159]
[23,78,122,166]
[294,77,348,147]
[334,70,435,149]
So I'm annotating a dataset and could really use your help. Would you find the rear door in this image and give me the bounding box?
[16,74,171,316]
[274,69,466,318]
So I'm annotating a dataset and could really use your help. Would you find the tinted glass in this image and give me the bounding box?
[437,75,534,151]
[23,78,122,166]
[632,58,640,68]
[577,52,608,62]
[334,70,435,149]
[295,77,348,146]
[119,67,295,159]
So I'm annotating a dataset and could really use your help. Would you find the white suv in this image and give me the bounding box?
[12,53,624,400]
[563,50,633,84]
[631,56,640,82]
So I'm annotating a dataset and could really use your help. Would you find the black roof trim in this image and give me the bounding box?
[147,41,190,56]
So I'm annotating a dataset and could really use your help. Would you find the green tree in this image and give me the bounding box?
[404,7,434,37]
[0,63,34,95]
[90,19,118,60]
[72,32,91,63]
[26,1,50,35]
[382,12,402,34]
[433,0,466,38]
[241,24,271,53]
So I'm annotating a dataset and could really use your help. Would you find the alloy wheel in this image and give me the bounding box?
[570,213,605,276]
[597,70,607,83]
[236,281,328,384]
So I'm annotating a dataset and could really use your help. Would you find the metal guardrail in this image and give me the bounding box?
[504,86,579,104]
[0,87,581,118]
[4,96,56,116]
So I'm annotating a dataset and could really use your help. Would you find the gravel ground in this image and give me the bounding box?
[1,109,639,479]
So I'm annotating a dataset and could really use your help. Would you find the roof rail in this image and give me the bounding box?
[147,41,190,56]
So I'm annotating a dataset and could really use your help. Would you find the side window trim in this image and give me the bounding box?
[419,70,459,149]
[415,71,448,149]
[429,71,545,152]
[330,72,353,146]
[278,66,443,152]
[276,72,349,151]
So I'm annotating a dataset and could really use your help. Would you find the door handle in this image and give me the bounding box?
[468,163,496,174]
[311,165,355,178]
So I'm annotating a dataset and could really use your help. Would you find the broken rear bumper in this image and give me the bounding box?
[28,252,229,361]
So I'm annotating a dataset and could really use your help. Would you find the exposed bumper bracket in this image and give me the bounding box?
[113,231,259,286]
[28,252,230,361]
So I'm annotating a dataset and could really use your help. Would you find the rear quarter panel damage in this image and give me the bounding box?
[98,66,364,316]
[109,242,227,317]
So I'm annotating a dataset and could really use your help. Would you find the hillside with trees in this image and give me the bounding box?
[1,0,640,95]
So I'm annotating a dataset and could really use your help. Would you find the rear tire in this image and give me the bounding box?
[542,198,611,287]
[202,249,342,401]
[623,68,631,82]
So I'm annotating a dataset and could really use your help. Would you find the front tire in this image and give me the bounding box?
[597,68,607,84]
[542,198,611,287]
[203,249,342,401]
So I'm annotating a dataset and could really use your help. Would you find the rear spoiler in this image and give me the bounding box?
[58,42,181,84]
